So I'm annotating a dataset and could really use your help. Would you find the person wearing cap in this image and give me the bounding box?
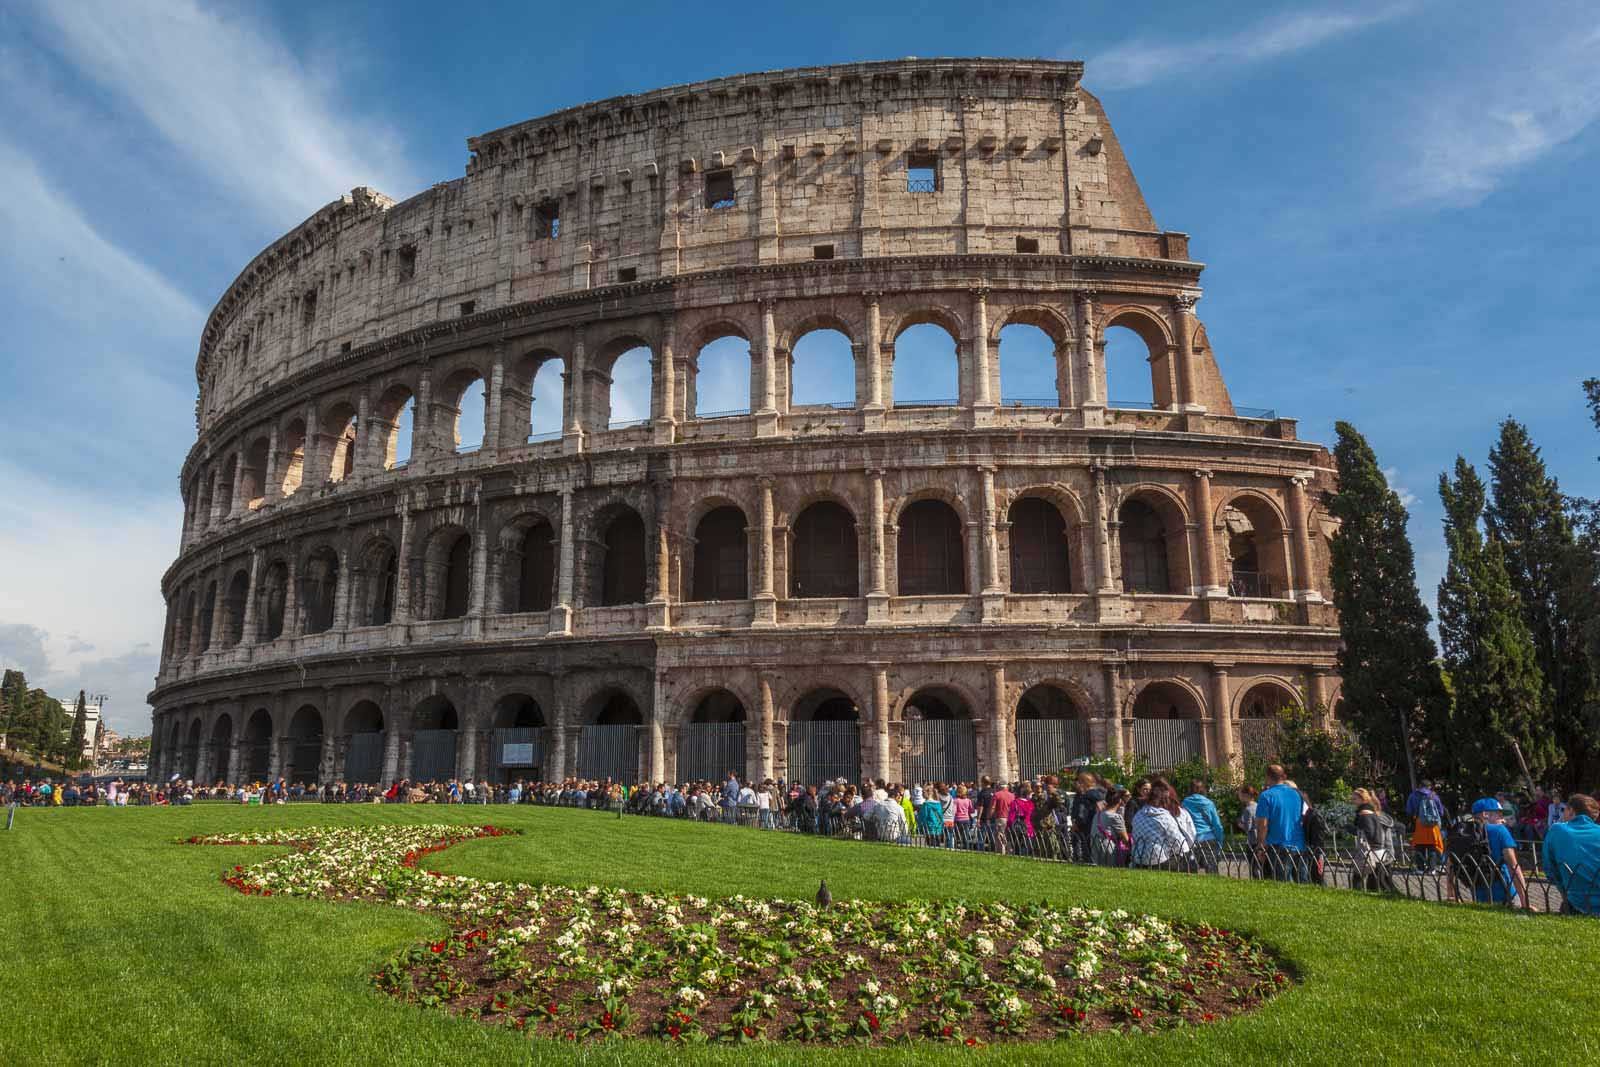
[1469,797,1528,908]
[1541,793,1600,915]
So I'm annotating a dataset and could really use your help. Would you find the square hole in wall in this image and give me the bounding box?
[705,169,736,209]
[396,246,416,282]
[617,267,637,283]
[459,300,476,316]
[534,201,560,239]
[1016,236,1040,254]
[907,151,938,192]
[340,341,352,355]
[813,244,835,260]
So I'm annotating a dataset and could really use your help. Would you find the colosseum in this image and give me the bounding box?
[147,57,1342,790]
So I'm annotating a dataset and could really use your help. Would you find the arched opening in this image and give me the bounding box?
[301,547,340,634]
[897,498,965,596]
[176,589,196,656]
[217,455,238,518]
[693,334,752,418]
[998,322,1059,406]
[241,438,269,508]
[1103,314,1173,410]
[1237,681,1298,760]
[197,581,217,651]
[342,701,385,784]
[529,358,565,440]
[1222,496,1293,599]
[680,689,746,782]
[606,346,653,428]
[595,508,647,606]
[359,541,399,627]
[374,386,415,469]
[209,714,233,782]
[1130,681,1203,768]
[1119,496,1185,595]
[279,420,306,496]
[221,569,250,647]
[196,475,215,529]
[790,501,859,598]
[183,719,201,780]
[577,690,643,784]
[490,694,545,784]
[422,528,472,620]
[412,695,459,782]
[902,687,976,784]
[787,689,861,785]
[515,520,556,613]
[286,705,324,783]
[244,708,272,782]
[260,562,288,641]
[790,327,854,408]
[691,506,749,602]
[1014,684,1088,778]
[445,373,487,453]
[323,403,358,482]
[892,322,959,406]
[1008,496,1072,593]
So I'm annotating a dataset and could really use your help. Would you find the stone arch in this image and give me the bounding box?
[1127,678,1206,719]
[790,498,859,598]
[259,560,289,641]
[182,718,202,780]
[882,304,967,347]
[689,503,749,602]
[1016,682,1087,719]
[320,401,359,482]
[509,346,567,443]
[410,693,460,782]
[990,303,1075,347]
[341,698,386,785]
[300,544,341,633]
[588,502,648,607]
[243,707,273,781]
[216,453,239,518]
[678,686,748,783]
[1234,678,1303,720]
[209,712,233,780]
[895,495,966,596]
[576,685,645,784]
[372,383,416,469]
[279,417,307,496]
[1006,491,1076,594]
[787,321,856,409]
[1014,681,1091,779]
[590,332,655,430]
[240,436,270,507]
[897,682,979,722]
[786,686,863,788]
[1216,489,1293,600]
[890,317,960,406]
[355,536,399,627]
[343,699,386,735]
[438,364,489,454]
[285,704,324,783]
[995,305,1073,407]
[1116,486,1191,595]
[197,579,217,651]
[1101,305,1176,410]
[496,509,559,614]
[899,683,978,785]
[220,567,251,647]
[691,325,754,418]
[420,523,473,620]
[491,692,546,729]
[1127,678,1206,766]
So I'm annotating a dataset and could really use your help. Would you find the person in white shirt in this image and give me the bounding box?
[754,782,774,829]
[1130,780,1197,870]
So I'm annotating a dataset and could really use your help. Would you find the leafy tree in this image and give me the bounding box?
[1485,419,1599,787]
[0,669,24,749]
[1325,422,1451,796]
[68,691,89,771]
[93,717,105,763]
[1438,457,1559,790]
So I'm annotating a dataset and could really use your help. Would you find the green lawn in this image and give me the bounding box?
[1,803,1594,1065]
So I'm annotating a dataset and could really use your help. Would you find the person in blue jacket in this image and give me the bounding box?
[1182,780,1226,873]
[1469,797,1528,908]
[1543,793,1600,915]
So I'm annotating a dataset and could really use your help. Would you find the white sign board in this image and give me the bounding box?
[501,742,535,766]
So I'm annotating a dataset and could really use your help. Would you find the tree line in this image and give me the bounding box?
[1330,378,1600,799]
[0,671,93,770]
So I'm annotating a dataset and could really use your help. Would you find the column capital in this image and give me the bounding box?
[1210,661,1235,673]
[1174,292,1199,311]
[970,285,991,301]
[861,289,883,306]
[1289,472,1314,488]
[759,297,778,315]
[1193,468,1214,480]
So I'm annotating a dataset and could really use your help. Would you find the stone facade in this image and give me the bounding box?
[148,58,1341,787]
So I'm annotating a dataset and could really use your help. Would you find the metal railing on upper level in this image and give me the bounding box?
[526,430,562,443]
[694,407,751,420]
[906,177,937,193]
[606,418,651,430]
[1234,406,1278,420]
[1000,396,1060,408]
[1107,398,1161,411]
[894,397,958,408]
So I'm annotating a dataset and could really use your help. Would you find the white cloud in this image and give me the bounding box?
[1089,4,1417,90]
[1386,24,1600,208]
[1382,467,1418,510]
[24,0,420,225]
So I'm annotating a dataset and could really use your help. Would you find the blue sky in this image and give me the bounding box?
[2,0,1597,733]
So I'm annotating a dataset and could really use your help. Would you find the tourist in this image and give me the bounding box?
[917,786,946,841]
[1254,764,1309,882]
[987,778,1015,854]
[1126,777,1153,826]
[1352,788,1396,893]
[1130,780,1195,870]
[1406,780,1448,871]
[1542,794,1600,915]
[1070,772,1106,863]
[950,784,974,847]
[1092,785,1131,867]
[1181,780,1226,874]
[1468,797,1527,908]
[1009,782,1037,854]
[1236,783,1260,875]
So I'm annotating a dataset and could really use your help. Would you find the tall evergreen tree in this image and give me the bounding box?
[1486,418,1598,787]
[93,717,106,764]
[68,691,89,770]
[1438,458,1559,789]
[0,668,24,749]
[1326,422,1452,796]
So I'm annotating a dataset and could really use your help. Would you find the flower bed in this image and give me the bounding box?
[187,825,1289,1045]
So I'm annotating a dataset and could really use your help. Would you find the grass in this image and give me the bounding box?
[1,803,1595,1065]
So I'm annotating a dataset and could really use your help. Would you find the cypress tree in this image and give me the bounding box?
[1439,458,1559,789]
[93,717,105,764]
[1326,422,1451,796]
[1486,418,1598,787]
[68,691,89,770]
[0,669,23,749]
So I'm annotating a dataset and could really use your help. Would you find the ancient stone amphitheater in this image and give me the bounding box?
[148,58,1341,789]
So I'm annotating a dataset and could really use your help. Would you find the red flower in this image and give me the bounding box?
[866,1012,880,1031]
[941,1026,952,1037]
[601,1012,614,1029]
[1274,973,1288,985]
[564,1030,576,1041]
[742,1026,756,1038]
[1130,1008,1144,1020]
[667,1025,681,1038]
[547,1003,559,1015]
[1203,1012,1216,1022]
[430,942,445,954]
[964,1037,978,1046]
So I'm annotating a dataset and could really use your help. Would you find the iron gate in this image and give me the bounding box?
[344,732,384,784]
[1129,719,1202,768]
[577,724,640,784]
[491,727,544,782]
[1236,719,1279,761]
[412,728,458,782]
[678,723,746,783]
[1015,719,1091,779]
[245,741,271,782]
[786,721,861,786]
[902,719,976,784]
[289,738,323,783]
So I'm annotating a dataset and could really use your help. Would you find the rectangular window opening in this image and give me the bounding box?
[1016,236,1040,254]
[459,300,476,317]
[301,290,317,327]
[705,169,736,209]
[813,244,835,260]
[907,152,938,193]
[340,341,352,355]
[396,246,417,282]
[617,267,637,283]
[534,201,561,239]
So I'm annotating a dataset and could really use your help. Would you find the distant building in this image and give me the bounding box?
[54,694,106,762]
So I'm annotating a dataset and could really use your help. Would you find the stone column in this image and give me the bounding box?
[1191,469,1223,597]
[866,470,889,621]
[281,553,302,639]
[979,467,1001,592]
[872,663,893,784]
[549,696,569,781]
[208,470,226,528]
[552,488,576,633]
[355,391,372,474]
[265,422,282,504]
[468,502,489,623]
[239,548,264,646]
[382,711,401,784]
[1175,293,1203,411]
[1288,475,1320,601]
[648,482,672,631]
[971,287,994,411]
[266,724,282,779]
[1210,664,1236,768]
[1091,466,1115,592]
[457,726,478,781]
[332,548,354,632]
[227,737,243,785]
[486,346,506,455]
[229,452,246,516]
[413,371,434,463]
[753,477,776,626]
[649,669,668,783]
[758,299,778,417]
[987,663,1011,782]
[393,499,413,625]
[563,331,586,454]
[1307,667,1332,730]
[302,401,322,483]
[1102,662,1125,760]
[1078,292,1103,417]
[654,319,677,444]
[863,292,884,410]
[757,671,776,781]
[195,737,213,785]
[319,731,336,785]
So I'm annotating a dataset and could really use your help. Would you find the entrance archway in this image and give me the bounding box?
[412,696,459,782]
[1130,682,1203,768]
[1014,684,1088,778]
[679,689,746,783]
[787,689,861,786]
[577,690,643,784]
[490,694,545,784]
[901,687,976,784]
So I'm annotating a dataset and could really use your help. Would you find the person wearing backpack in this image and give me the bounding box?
[1253,764,1310,883]
[1297,784,1332,886]
[1069,772,1106,863]
[1407,781,1447,871]
[1352,787,1397,892]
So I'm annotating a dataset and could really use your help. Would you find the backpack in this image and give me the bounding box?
[1418,793,1443,826]
[1302,801,1333,851]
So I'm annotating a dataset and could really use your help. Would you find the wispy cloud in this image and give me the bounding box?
[1383,467,1418,510]
[1089,4,1417,90]
[25,0,420,224]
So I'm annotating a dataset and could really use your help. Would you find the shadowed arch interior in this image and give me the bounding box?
[302,547,340,633]
[790,501,859,598]
[1008,496,1072,594]
[596,508,647,606]
[897,499,965,596]
[691,506,749,602]
[1119,498,1175,594]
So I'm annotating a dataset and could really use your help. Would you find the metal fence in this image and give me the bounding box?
[1129,719,1202,767]
[1015,719,1090,779]
[343,733,384,785]
[901,720,976,785]
[786,721,861,787]
[490,728,543,782]
[411,729,457,783]
[577,724,639,784]
[678,723,746,783]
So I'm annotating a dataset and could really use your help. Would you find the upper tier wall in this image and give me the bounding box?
[194,58,1189,431]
